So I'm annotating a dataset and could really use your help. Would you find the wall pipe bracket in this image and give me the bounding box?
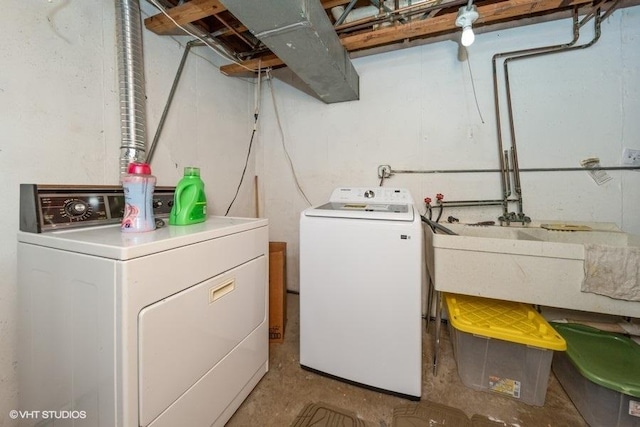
[378,165,392,179]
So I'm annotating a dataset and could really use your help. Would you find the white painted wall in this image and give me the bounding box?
[0,2,254,425]
[1,1,639,423]
[258,6,640,292]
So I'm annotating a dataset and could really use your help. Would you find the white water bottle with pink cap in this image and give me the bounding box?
[121,162,156,233]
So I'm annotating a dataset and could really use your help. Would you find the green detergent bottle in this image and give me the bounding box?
[169,167,207,225]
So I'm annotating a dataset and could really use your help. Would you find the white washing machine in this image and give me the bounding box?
[17,185,268,426]
[299,187,423,400]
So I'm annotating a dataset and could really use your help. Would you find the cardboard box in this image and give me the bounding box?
[269,242,287,343]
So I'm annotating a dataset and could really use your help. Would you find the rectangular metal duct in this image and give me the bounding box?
[219,0,359,103]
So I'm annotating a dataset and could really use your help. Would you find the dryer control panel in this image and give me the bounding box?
[19,184,175,233]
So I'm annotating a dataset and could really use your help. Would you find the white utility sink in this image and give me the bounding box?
[425,221,640,317]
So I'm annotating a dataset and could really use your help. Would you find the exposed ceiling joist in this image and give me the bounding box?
[219,54,281,76]
[144,0,640,80]
[145,0,227,35]
[219,0,598,76]
[340,0,596,51]
[144,0,353,35]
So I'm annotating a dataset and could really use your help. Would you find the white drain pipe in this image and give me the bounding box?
[331,5,379,24]
[115,0,147,175]
[331,0,428,24]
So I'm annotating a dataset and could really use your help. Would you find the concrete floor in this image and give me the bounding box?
[227,293,587,427]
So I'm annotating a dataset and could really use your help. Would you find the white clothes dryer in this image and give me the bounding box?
[17,184,269,427]
[299,187,423,400]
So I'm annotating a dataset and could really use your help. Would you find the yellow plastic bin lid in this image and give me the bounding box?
[444,293,567,351]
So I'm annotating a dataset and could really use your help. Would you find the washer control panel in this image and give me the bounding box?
[20,184,175,233]
[329,187,413,204]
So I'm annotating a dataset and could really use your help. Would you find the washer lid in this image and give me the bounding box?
[304,202,415,221]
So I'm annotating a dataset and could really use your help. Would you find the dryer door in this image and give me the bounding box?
[137,256,266,426]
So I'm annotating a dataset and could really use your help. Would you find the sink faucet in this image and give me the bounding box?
[499,212,531,226]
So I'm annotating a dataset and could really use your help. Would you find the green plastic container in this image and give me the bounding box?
[169,167,207,225]
[551,323,640,426]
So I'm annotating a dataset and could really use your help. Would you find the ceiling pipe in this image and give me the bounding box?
[147,40,200,165]
[333,0,360,26]
[233,0,466,61]
[500,11,601,224]
[334,0,468,34]
[491,9,580,224]
[115,0,148,175]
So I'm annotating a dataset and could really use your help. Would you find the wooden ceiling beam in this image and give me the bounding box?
[341,0,594,51]
[145,0,352,35]
[219,54,282,77]
[220,0,597,75]
[145,0,227,35]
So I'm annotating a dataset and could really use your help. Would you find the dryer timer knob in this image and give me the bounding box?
[364,190,375,199]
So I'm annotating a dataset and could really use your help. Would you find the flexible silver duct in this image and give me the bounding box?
[116,0,147,175]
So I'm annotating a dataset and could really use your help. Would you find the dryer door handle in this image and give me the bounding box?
[209,278,236,303]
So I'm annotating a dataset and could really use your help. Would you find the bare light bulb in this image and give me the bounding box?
[455,4,479,48]
[461,26,475,47]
